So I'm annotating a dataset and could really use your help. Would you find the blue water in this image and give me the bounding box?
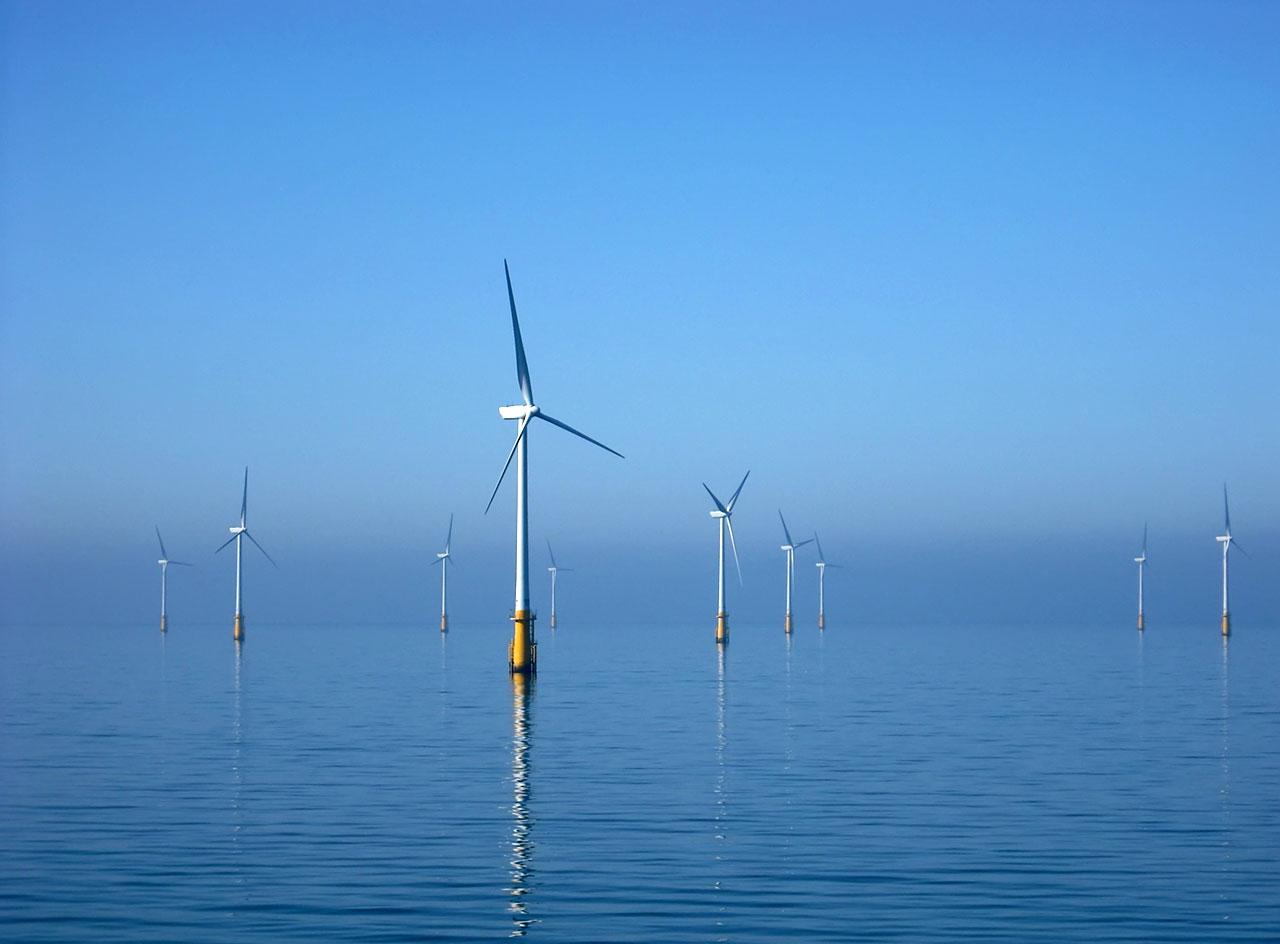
[2,618,1278,941]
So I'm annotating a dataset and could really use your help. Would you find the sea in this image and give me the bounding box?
[2,617,1277,942]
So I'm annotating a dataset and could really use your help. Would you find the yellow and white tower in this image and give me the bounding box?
[487,261,623,675]
[778,511,812,634]
[704,472,749,645]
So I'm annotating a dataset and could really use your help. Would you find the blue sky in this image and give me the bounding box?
[2,1,1277,627]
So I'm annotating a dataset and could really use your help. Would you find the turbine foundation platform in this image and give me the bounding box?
[160,615,167,633]
[440,614,448,632]
[1137,613,1144,631]
[818,613,825,630]
[509,610,537,675]
[716,612,728,644]
[233,613,244,641]
[1222,612,1230,636]
[550,614,557,629]
[784,613,793,634]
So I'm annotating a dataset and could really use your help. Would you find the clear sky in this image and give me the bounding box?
[2,1,1277,627]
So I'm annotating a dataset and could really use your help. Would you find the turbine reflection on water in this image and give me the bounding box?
[714,645,728,937]
[509,674,536,936]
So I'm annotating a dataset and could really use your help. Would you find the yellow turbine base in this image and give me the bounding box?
[160,614,167,633]
[510,609,536,675]
[441,614,448,632]
[716,612,728,644]
[1137,612,1144,631]
[818,613,825,630]
[1222,612,1230,636]
[785,613,793,634]
[233,614,244,641]
[550,613,557,629]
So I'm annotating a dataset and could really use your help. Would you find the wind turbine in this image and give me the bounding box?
[546,540,572,629]
[1217,484,1248,636]
[486,261,623,675]
[1134,523,1147,631]
[779,511,813,633]
[215,467,277,641]
[704,471,749,645]
[155,526,191,633]
[433,514,453,632]
[813,532,843,630]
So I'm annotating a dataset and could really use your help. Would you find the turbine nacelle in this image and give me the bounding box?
[229,525,246,535]
[710,509,727,519]
[499,404,538,421]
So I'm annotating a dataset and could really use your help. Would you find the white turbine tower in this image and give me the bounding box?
[704,471,749,645]
[813,532,843,630]
[433,514,453,632]
[1134,523,1147,631]
[778,511,813,634]
[155,526,191,633]
[486,260,623,675]
[546,540,572,629]
[1217,484,1248,636]
[215,467,277,641]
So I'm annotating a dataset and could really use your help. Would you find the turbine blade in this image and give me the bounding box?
[1142,521,1147,556]
[155,526,168,559]
[244,530,278,568]
[726,470,750,512]
[535,411,624,459]
[703,483,728,514]
[547,539,558,570]
[1231,538,1250,559]
[215,534,237,554]
[241,467,248,526]
[814,532,825,563]
[725,516,743,586]
[431,556,442,566]
[485,415,530,514]
[778,510,794,547]
[170,560,193,567]
[505,260,534,406]
[445,513,453,554]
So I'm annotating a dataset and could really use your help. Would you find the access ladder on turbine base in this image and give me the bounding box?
[509,611,537,675]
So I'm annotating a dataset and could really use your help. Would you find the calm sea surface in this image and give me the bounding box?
[2,617,1278,941]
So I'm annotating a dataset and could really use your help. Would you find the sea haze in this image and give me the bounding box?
[2,619,1278,942]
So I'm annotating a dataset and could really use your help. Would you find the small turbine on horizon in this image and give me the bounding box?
[1217,484,1248,637]
[813,532,843,630]
[215,467,277,641]
[433,514,454,632]
[779,511,813,634]
[1134,523,1147,631]
[546,540,572,629]
[704,471,749,645]
[155,526,191,633]
[486,261,623,675]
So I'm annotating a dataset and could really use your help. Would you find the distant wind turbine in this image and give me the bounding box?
[813,532,843,630]
[546,540,572,629]
[1217,485,1248,636]
[215,467,276,641]
[155,526,191,633]
[779,511,812,634]
[433,514,454,632]
[1134,523,1147,631]
[485,261,623,675]
[704,471,749,645]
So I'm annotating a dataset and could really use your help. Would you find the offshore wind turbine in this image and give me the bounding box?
[778,511,812,633]
[215,467,277,641]
[433,514,454,632]
[1217,485,1248,636]
[485,261,623,675]
[155,526,191,633]
[1134,523,1147,631]
[704,471,749,645]
[813,532,842,630]
[546,540,572,629]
